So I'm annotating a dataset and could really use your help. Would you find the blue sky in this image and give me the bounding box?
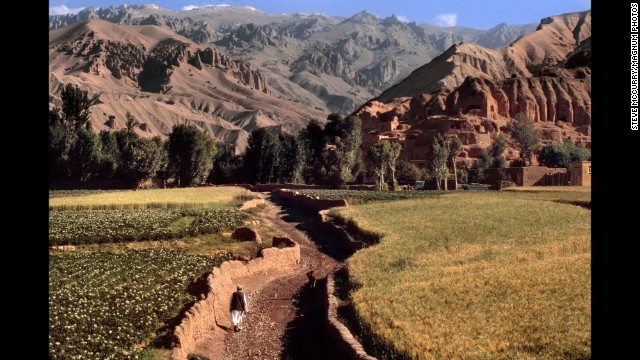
[49,0,591,29]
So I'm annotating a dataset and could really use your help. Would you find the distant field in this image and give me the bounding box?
[49,209,246,246]
[297,189,444,204]
[334,190,591,359]
[49,249,227,360]
[49,187,253,210]
[49,190,126,198]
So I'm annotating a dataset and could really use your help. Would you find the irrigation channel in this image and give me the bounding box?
[189,193,359,360]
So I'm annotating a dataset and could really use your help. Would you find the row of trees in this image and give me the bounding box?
[49,85,590,189]
[227,114,363,188]
[49,84,366,188]
[49,84,217,187]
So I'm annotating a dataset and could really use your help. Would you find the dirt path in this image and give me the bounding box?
[190,194,353,360]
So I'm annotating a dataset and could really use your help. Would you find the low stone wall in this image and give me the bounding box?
[239,198,266,210]
[323,274,377,360]
[171,237,300,360]
[318,210,364,253]
[275,189,348,213]
[252,183,324,192]
[484,166,568,187]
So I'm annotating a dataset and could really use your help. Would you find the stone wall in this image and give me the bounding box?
[484,166,567,187]
[171,238,300,360]
[275,189,348,213]
[323,274,377,360]
[318,210,366,253]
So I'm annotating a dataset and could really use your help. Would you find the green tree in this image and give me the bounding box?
[208,143,244,184]
[243,127,281,183]
[508,113,541,166]
[446,135,462,190]
[96,130,121,179]
[430,134,460,190]
[386,141,402,189]
[277,133,306,183]
[68,127,101,181]
[300,119,326,184]
[396,160,427,183]
[125,112,140,132]
[49,107,69,180]
[366,141,390,191]
[168,124,216,186]
[60,83,92,129]
[471,135,507,183]
[120,136,167,187]
[539,140,591,169]
[323,115,362,188]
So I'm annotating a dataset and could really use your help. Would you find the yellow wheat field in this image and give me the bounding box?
[336,190,591,359]
[49,187,252,210]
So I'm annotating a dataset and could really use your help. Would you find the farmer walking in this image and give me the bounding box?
[230,284,248,332]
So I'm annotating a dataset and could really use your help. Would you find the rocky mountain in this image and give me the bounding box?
[50,5,536,114]
[49,19,326,152]
[354,11,591,166]
[375,11,591,102]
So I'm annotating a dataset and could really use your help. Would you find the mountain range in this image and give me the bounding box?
[49,5,590,160]
[49,19,326,152]
[355,10,591,166]
[50,4,536,115]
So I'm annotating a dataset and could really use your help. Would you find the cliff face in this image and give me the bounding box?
[54,24,269,95]
[445,68,591,126]
[375,11,591,103]
[49,19,325,152]
[50,5,537,114]
[354,11,591,167]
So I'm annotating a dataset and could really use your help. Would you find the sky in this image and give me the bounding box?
[49,0,591,30]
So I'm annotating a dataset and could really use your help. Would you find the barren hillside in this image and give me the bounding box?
[49,19,326,152]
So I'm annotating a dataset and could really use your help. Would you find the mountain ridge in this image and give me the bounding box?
[49,19,326,153]
[50,5,537,114]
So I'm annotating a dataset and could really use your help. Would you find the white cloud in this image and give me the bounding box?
[182,4,230,11]
[49,5,85,16]
[396,15,409,23]
[434,13,458,27]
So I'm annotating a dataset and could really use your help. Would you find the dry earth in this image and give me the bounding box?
[187,194,353,360]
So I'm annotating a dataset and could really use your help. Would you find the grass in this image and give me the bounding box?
[297,189,444,205]
[334,189,591,359]
[49,186,253,210]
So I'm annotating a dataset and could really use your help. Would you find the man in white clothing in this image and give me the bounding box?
[229,284,248,332]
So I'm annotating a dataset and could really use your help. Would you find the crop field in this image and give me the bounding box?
[48,186,261,358]
[49,190,126,198]
[49,249,228,360]
[49,209,246,245]
[334,190,591,359]
[297,189,444,204]
[49,186,253,210]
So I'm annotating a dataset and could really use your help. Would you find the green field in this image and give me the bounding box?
[49,249,228,360]
[49,186,253,210]
[49,186,263,359]
[49,209,246,245]
[297,189,444,204]
[333,190,591,359]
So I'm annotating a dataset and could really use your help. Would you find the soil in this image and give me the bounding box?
[187,193,354,360]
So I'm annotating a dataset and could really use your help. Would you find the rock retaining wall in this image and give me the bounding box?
[171,238,300,360]
[323,274,377,360]
[274,189,348,213]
